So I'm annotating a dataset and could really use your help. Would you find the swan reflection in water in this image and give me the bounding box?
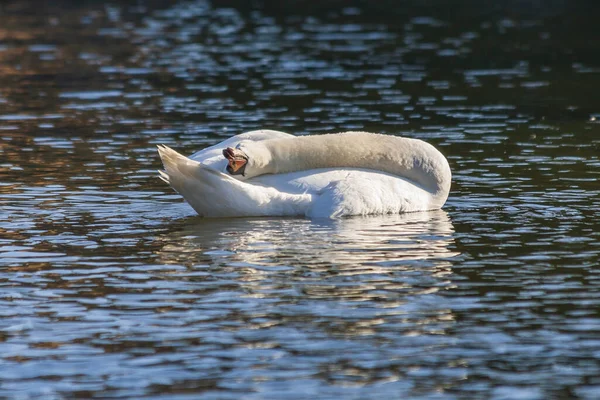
[155,210,460,341]
[159,210,457,264]
[158,210,459,298]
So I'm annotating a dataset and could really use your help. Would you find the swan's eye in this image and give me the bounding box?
[223,147,248,176]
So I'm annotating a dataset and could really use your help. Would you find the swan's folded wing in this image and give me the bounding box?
[308,173,435,218]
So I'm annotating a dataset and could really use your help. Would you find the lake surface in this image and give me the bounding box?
[1,0,600,398]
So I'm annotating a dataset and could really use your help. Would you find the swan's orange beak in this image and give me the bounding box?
[223,147,248,176]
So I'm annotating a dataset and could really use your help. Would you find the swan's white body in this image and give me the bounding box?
[157,130,451,218]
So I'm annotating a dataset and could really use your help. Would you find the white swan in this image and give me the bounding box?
[157,130,451,218]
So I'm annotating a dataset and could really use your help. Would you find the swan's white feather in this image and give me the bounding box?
[157,130,448,218]
[157,142,312,217]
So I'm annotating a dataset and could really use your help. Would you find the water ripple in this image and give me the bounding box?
[1,0,600,398]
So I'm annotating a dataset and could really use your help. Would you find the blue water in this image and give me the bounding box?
[1,1,600,398]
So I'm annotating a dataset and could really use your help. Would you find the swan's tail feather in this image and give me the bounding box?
[157,169,170,184]
[157,145,188,190]
[157,144,195,179]
[156,145,179,184]
[156,144,312,217]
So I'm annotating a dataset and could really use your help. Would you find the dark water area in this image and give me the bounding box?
[1,0,600,398]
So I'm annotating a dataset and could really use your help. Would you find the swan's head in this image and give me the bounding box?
[222,140,272,180]
[223,146,249,177]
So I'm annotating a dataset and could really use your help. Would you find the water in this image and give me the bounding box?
[1,0,600,398]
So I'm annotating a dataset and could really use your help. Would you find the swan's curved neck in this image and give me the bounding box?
[245,132,451,207]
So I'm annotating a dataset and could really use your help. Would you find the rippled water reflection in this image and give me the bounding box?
[2,0,600,398]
